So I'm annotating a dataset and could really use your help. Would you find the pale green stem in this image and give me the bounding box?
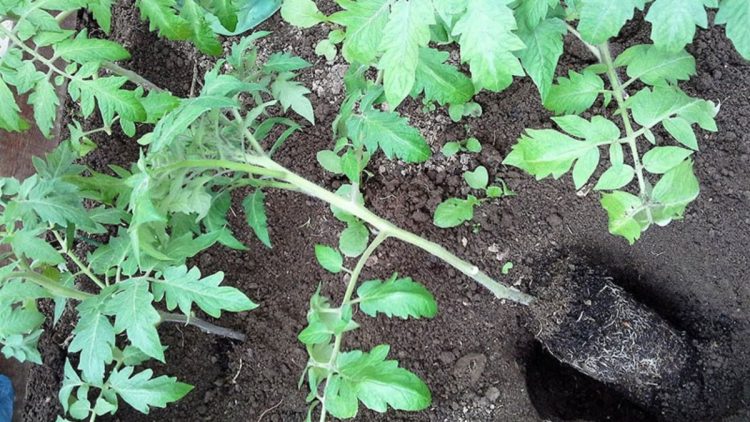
[101,62,165,92]
[186,156,534,305]
[52,230,106,289]
[598,43,652,221]
[318,231,389,422]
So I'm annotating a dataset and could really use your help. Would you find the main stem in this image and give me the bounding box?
[597,43,652,221]
[207,156,534,305]
[318,232,389,422]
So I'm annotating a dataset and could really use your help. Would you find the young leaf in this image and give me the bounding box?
[441,142,461,157]
[601,191,648,244]
[336,345,431,413]
[69,297,116,384]
[378,0,434,107]
[135,0,192,40]
[105,279,164,362]
[716,0,750,60]
[181,0,223,55]
[1,330,43,364]
[316,150,343,173]
[616,45,696,86]
[552,115,621,142]
[29,78,59,138]
[503,129,598,179]
[544,69,604,115]
[463,166,489,190]
[433,196,478,228]
[577,0,643,44]
[594,165,635,191]
[108,366,193,414]
[264,52,312,73]
[271,74,315,124]
[517,17,566,100]
[281,0,327,28]
[628,86,718,132]
[152,266,257,318]
[646,0,710,52]
[330,0,391,64]
[315,245,344,274]
[414,47,474,106]
[347,110,430,163]
[356,276,437,319]
[0,78,29,132]
[54,31,131,63]
[452,0,525,92]
[572,147,600,189]
[514,0,557,27]
[339,222,369,257]
[243,190,271,248]
[642,146,694,174]
[465,137,482,153]
[651,159,699,212]
[662,117,698,150]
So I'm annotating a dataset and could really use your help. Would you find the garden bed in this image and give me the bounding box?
[19,1,750,421]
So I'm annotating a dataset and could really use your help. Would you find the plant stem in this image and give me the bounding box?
[158,311,246,341]
[318,231,389,422]
[598,43,652,221]
[565,23,601,61]
[101,62,165,92]
[254,157,535,305]
[186,156,533,304]
[52,230,106,289]
[5,271,93,300]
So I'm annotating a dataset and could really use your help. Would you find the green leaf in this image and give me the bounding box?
[572,147,600,189]
[69,297,116,384]
[601,191,648,244]
[716,0,750,60]
[1,329,43,364]
[317,150,343,173]
[465,137,482,152]
[452,0,525,92]
[315,245,344,273]
[105,279,163,362]
[89,0,113,33]
[152,265,257,318]
[347,110,430,163]
[628,86,718,131]
[264,52,312,73]
[514,0,557,27]
[324,375,359,419]
[242,190,271,248]
[356,275,437,319]
[315,39,337,61]
[517,17,566,100]
[69,76,147,127]
[594,164,635,190]
[616,45,696,86]
[29,78,59,138]
[652,159,699,211]
[140,91,180,124]
[0,78,29,132]
[464,166,489,190]
[441,141,460,157]
[205,0,239,31]
[281,0,327,28]
[544,69,604,115]
[60,360,83,414]
[330,0,391,64]
[433,196,478,228]
[646,0,710,52]
[108,366,193,414]
[662,117,698,150]
[378,0,434,107]
[182,0,223,55]
[502,129,598,179]
[642,146,694,174]
[552,115,621,142]
[135,0,192,40]
[577,0,642,44]
[149,95,237,152]
[339,222,369,257]
[11,230,64,265]
[271,74,315,124]
[414,47,474,106]
[54,31,130,63]
[336,345,431,413]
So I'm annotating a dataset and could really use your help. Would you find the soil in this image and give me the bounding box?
[18,2,750,422]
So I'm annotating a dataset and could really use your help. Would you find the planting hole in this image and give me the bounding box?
[525,343,651,421]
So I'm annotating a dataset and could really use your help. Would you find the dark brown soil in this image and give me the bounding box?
[19,2,750,421]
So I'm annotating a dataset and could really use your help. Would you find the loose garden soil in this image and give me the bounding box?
[18,2,750,421]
